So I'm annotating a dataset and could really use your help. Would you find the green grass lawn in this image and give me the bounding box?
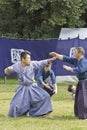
[0,77,87,130]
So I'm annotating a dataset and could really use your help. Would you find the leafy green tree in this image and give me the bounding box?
[0,0,87,39]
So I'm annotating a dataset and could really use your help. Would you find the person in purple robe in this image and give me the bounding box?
[4,50,56,118]
[36,63,57,96]
[50,47,87,120]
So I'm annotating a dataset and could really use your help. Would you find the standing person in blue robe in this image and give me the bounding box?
[50,47,87,120]
[36,63,57,97]
[4,50,56,118]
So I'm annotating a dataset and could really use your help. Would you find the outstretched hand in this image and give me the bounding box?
[63,65,69,70]
[47,56,56,63]
[63,65,73,72]
[49,52,58,57]
[49,52,63,60]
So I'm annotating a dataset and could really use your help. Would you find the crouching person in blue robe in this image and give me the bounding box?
[4,50,56,118]
[36,63,57,97]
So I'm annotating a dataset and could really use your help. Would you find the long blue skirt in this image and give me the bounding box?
[8,85,52,118]
[74,79,87,119]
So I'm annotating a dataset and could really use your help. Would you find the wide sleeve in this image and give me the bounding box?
[36,67,43,84]
[32,60,48,70]
[50,70,56,84]
[73,60,87,74]
[11,62,20,73]
[63,55,77,65]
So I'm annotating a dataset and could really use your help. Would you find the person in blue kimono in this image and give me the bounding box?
[50,47,87,120]
[36,63,57,96]
[4,50,56,118]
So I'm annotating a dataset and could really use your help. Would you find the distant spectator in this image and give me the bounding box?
[67,85,76,100]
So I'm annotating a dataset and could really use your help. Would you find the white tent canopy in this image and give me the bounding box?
[59,28,87,39]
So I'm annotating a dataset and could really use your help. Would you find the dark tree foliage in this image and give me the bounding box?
[0,0,87,39]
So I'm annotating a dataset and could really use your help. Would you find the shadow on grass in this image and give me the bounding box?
[0,98,11,101]
[52,115,77,120]
[29,114,77,121]
[0,114,7,119]
[0,114,78,122]
[37,115,77,121]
